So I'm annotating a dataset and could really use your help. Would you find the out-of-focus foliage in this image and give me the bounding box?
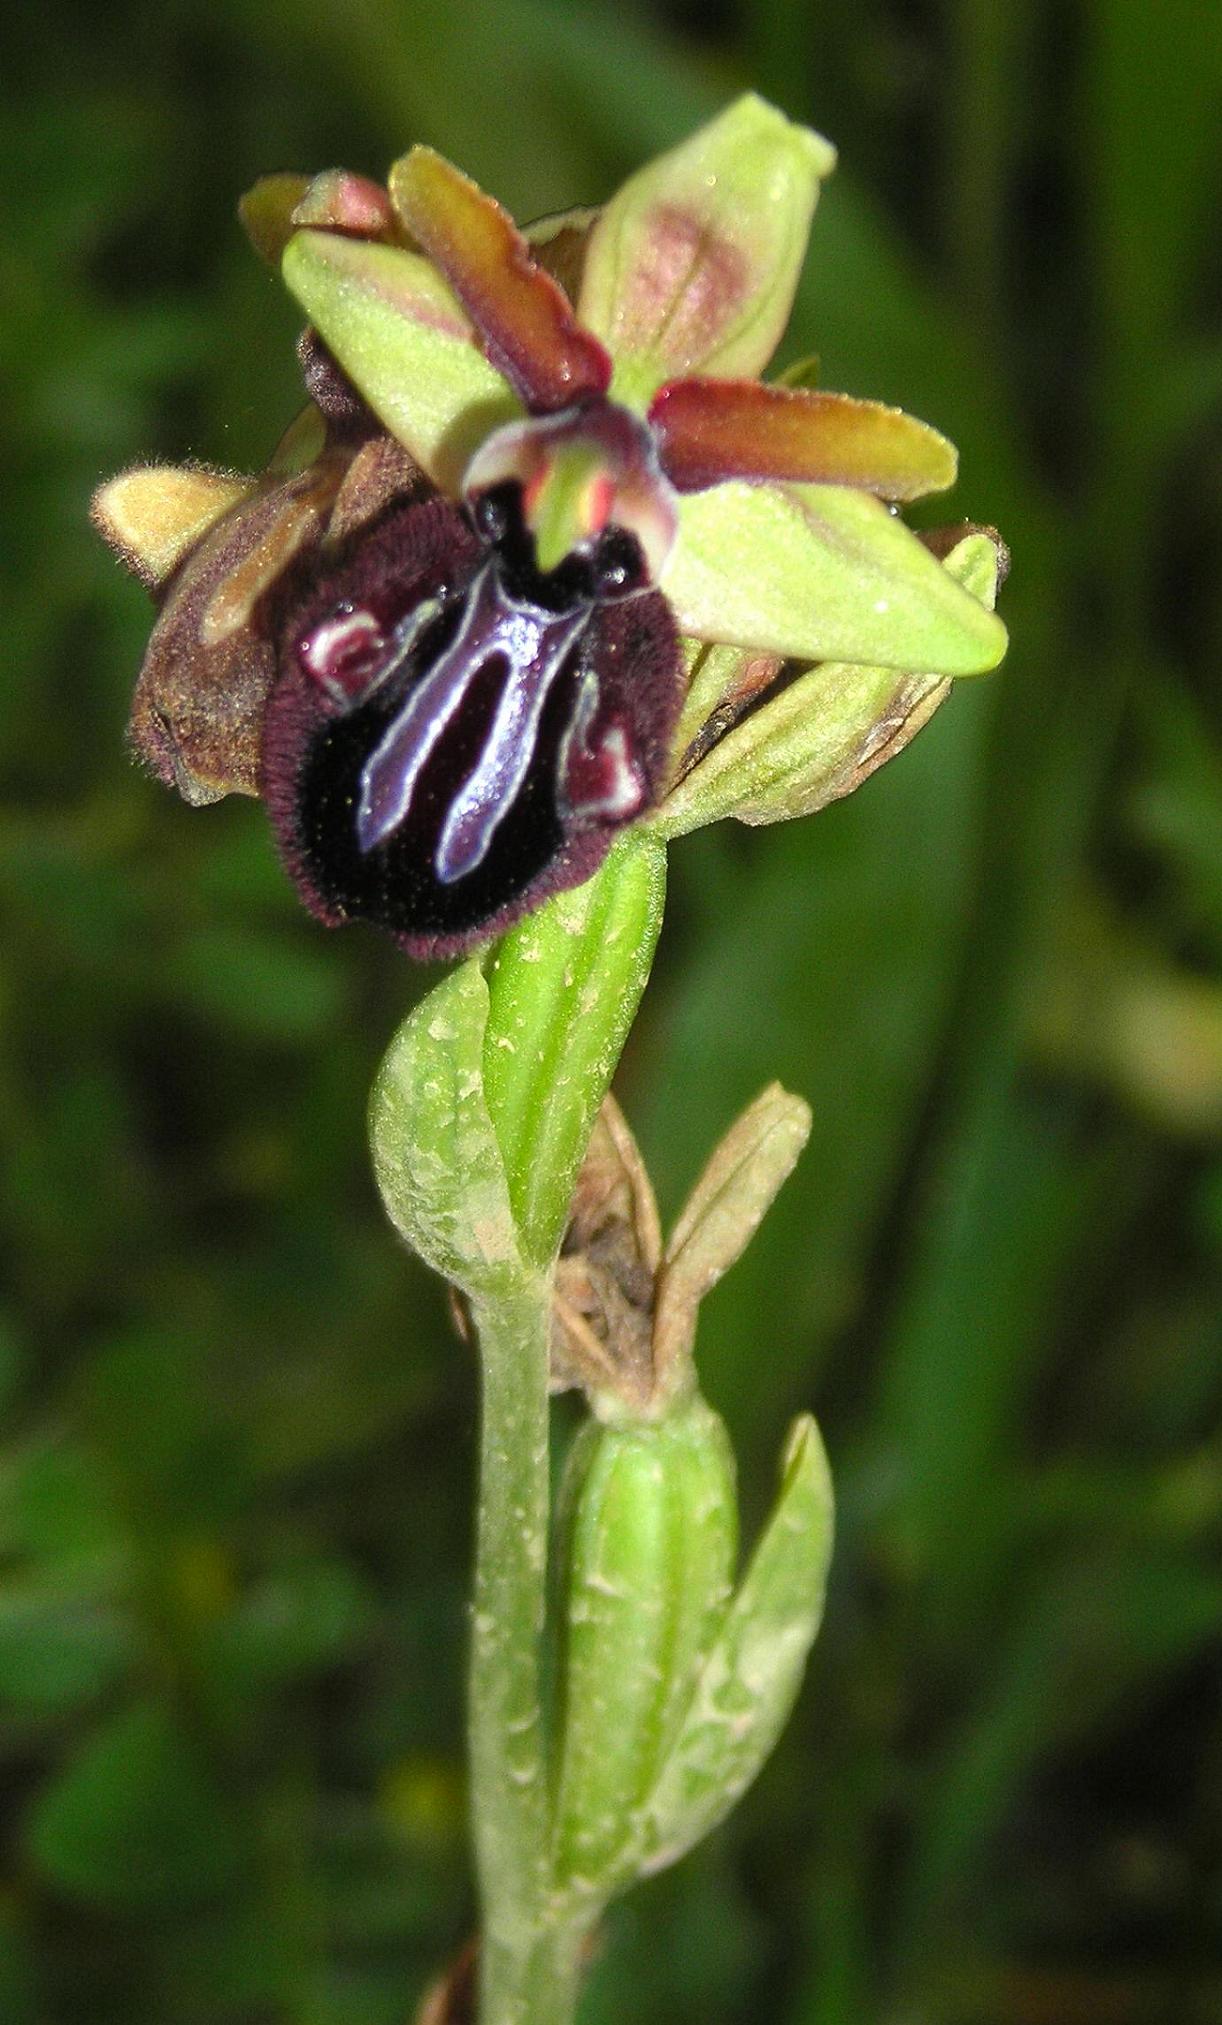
[2,0,1221,2019]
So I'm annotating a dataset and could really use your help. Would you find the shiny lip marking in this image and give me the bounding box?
[561,674,648,823]
[356,560,593,877]
[299,608,387,702]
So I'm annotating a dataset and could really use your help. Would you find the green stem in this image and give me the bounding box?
[485,1918,592,2025]
[469,1279,590,2025]
[466,840,668,2021]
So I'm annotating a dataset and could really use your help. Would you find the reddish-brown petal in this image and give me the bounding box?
[649,378,958,501]
[388,147,611,412]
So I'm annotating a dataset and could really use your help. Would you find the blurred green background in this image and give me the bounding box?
[3,0,1222,2019]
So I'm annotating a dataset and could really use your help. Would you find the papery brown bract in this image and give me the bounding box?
[123,406,420,805]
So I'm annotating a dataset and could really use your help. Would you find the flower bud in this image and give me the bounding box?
[550,1393,737,1901]
[636,1413,834,1877]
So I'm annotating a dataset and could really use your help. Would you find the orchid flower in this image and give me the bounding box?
[94,95,1006,959]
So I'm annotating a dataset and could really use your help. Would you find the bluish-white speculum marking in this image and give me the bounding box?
[436,596,592,882]
[356,563,595,882]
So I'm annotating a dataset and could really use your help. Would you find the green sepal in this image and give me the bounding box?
[658,531,1003,838]
[482,833,667,1266]
[281,230,521,493]
[550,1395,738,1901]
[635,1414,834,1877]
[662,481,1008,674]
[369,959,528,1301]
[579,94,836,408]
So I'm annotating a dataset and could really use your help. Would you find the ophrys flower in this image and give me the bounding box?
[95,97,1006,958]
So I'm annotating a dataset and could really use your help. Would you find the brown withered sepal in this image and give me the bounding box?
[122,412,424,805]
[551,1084,810,1415]
[551,1095,662,1413]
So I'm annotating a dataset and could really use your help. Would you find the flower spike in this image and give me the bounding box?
[388,147,612,412]
[649,378,958,502]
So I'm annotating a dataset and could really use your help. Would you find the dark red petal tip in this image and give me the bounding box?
[388,147,612,415]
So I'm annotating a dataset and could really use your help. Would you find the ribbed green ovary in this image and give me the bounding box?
[549,1395,738,1901]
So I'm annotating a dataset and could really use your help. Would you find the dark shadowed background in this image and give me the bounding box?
[2,1,1221,2019]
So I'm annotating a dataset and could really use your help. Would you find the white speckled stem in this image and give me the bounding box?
[469,1280,588,2025]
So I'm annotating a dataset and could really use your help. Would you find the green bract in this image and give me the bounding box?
[370,839,666,1284]
[369,959,526,1302]
[482,834,667,1267]
[637,1414,835,1876]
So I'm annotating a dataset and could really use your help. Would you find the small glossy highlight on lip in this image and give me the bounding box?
[299,609,388,702]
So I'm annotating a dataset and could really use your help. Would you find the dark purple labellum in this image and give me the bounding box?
[356,562,593,877]
[261,487,682,960]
